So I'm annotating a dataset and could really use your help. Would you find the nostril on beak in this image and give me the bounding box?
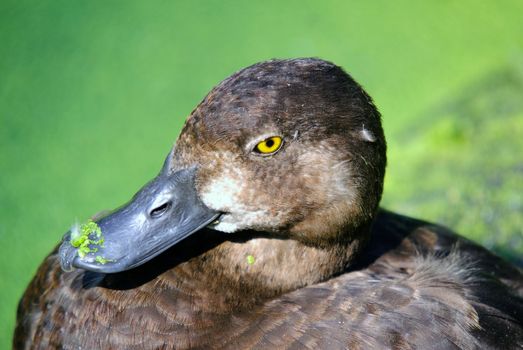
[149,201,172,219]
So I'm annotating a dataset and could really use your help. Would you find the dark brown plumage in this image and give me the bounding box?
[14,58,523,349]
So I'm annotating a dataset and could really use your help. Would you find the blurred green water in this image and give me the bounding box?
[383,63,523,262]
[1,1,522,346]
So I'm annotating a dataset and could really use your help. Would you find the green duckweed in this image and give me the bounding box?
[70,220,105,259]
[246,255,255,265]
[95,256,111,264]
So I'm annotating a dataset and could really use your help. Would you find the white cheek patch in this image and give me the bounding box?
[199,165,270,233]
[211,211,268,233]
[210,221,238,233]
[200,175,243,213]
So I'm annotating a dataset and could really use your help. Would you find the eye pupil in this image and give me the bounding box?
[265,139,274,148]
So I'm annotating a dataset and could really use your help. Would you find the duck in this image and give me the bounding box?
[14,58,523,349]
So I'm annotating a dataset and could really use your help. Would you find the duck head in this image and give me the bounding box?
[60,58,386,279]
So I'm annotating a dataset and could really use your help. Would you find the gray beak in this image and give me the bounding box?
[59,167,219,273]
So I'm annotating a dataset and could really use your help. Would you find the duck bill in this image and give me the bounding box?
[59,167,219,273]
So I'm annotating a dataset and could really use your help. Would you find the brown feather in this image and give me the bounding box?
[13,58,523,349]
[14,211,523,349]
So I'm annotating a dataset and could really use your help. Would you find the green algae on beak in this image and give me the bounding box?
[60,168,220,273]
[70,220,105,259]
[95,256,112,264]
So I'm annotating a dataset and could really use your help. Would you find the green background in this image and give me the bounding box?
[1,1,522,346]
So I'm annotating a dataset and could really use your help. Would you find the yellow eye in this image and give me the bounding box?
[254,136,283,155]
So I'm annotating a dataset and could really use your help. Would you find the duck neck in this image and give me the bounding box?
[173,231,367,312]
